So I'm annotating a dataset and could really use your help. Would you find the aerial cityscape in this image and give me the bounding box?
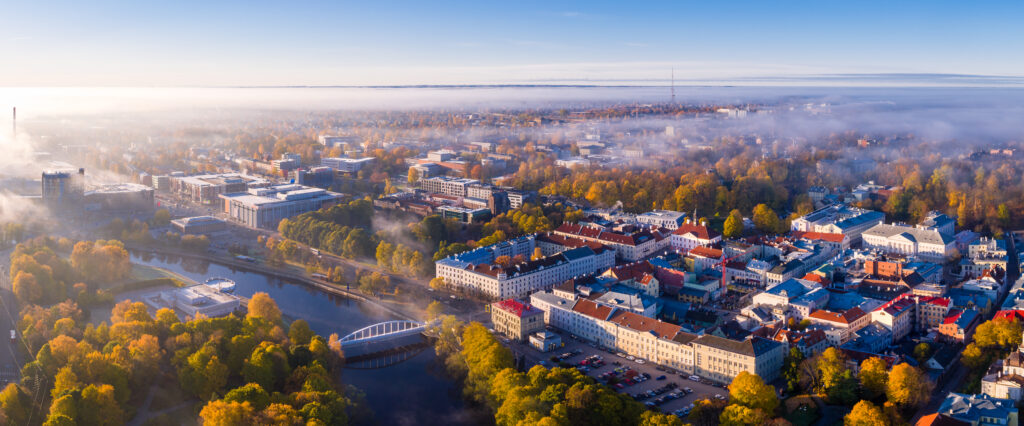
[2,1,1024,426]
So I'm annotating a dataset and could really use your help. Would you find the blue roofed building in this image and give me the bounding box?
[938,393,1019,426]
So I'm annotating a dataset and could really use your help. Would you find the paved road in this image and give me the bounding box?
[0,251,24,386]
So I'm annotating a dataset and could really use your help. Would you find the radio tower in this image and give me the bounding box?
[670,68,676,104]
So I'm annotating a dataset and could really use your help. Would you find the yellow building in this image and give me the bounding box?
[491,299,545,342]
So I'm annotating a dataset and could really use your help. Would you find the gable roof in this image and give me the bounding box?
[571,299,615,321]
[609,311,681,339]
[672,223,721,240]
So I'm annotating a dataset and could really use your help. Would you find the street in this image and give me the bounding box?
[0,249,24,386]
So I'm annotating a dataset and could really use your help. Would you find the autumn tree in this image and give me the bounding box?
[723,209,744,238]
[858,357,888,400]
[886,363,932,410]
[844,400,887,426]
[426,301,444,320]
[247,292,282,324]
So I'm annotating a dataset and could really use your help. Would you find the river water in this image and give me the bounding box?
[126,252,484,426]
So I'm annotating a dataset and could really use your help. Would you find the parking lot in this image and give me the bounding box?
[505,328,729,419]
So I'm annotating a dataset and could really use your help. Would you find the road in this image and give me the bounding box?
[0,249,24,386]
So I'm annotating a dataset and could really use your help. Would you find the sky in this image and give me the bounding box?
[1,0,1023,87]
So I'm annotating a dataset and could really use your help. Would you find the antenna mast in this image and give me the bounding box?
[671,68,676,104]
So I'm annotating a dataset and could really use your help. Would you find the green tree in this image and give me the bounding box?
[153,209,171,226]
[782,347,805,393]
[288,319,314,347]
[223,383,271,411]
[375,241,396,271]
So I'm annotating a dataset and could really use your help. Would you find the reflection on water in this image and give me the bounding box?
[128,251,484,426]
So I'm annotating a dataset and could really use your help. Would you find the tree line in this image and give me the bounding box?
[0,293,361,425]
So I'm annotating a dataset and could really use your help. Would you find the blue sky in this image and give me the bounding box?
[2,0,1022,86]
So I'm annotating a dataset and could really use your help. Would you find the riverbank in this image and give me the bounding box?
[125,243,423,323]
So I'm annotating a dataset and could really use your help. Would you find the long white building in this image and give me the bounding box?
[436,241,615,300]
[219,184,343,229]
[528,290,786,382]
[862,223,956,262]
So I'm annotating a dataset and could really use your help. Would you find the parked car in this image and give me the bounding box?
[656,375,667,380]
[689,375,701,381]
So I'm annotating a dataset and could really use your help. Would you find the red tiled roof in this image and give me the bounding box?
[807,307,866,325]
[653,267,687,289]
[942,308,964,325]
[801,273,830,285]
[791,231,846,243]
[994,310,1024,321]
[572,299,615,321]
[915,413,970,426]
[609,311,681,339]
[493,299,543,317]
[672,223,721,240]
[606,261,656,282]
[688,246,723,259]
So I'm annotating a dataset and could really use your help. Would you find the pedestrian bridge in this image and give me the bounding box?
[337,320,434,358]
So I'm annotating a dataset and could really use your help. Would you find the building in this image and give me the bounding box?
[915,414,971,426]
[806,307,870,346]
[670,222,723,252]
[790,204,884,245]
[940,308,980,343]
[321,157,376,173]
[172,173,268,205]
[491,299,545,342]
[171,216,227,235]
[41,168,85,205]
[318,135,356,147]
[83,183,155,212]
[938,393,1019,426]
[438,205,491,223]
[635,210,687,230]
[271,153,301,171]
[554,223,670,262]
[983,353,1024,401]
[436,244,615,300]
[751,278,830,319]
[691,335,787,384]
[529,331,562,352]
[862,223,956,262]
[219,184,343,229]
[292,166,334,188]
[155,284,242,318]
[419,176,479,197]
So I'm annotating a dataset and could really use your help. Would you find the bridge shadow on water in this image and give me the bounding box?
[342,339,434,370]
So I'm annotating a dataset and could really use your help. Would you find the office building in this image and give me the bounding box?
[219,184,343,229]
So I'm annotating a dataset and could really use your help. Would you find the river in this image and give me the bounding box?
[125,252,485,426]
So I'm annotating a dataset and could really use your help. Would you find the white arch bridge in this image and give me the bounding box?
[336,320,436,358]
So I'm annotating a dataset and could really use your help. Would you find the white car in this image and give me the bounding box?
[636,359,646,364]
[627,355,636,361]
[689,375,701,381]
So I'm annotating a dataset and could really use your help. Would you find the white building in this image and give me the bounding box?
[321,157,375,173]
[219,184,343,229]
[635,210,687,230]
[862,223,956,262]
[790,204,884,245]
[435,245,615,300]
[419,176,479,197]
[670,222,722,252]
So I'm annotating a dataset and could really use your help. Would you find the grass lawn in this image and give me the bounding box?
[785,402,821,426]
